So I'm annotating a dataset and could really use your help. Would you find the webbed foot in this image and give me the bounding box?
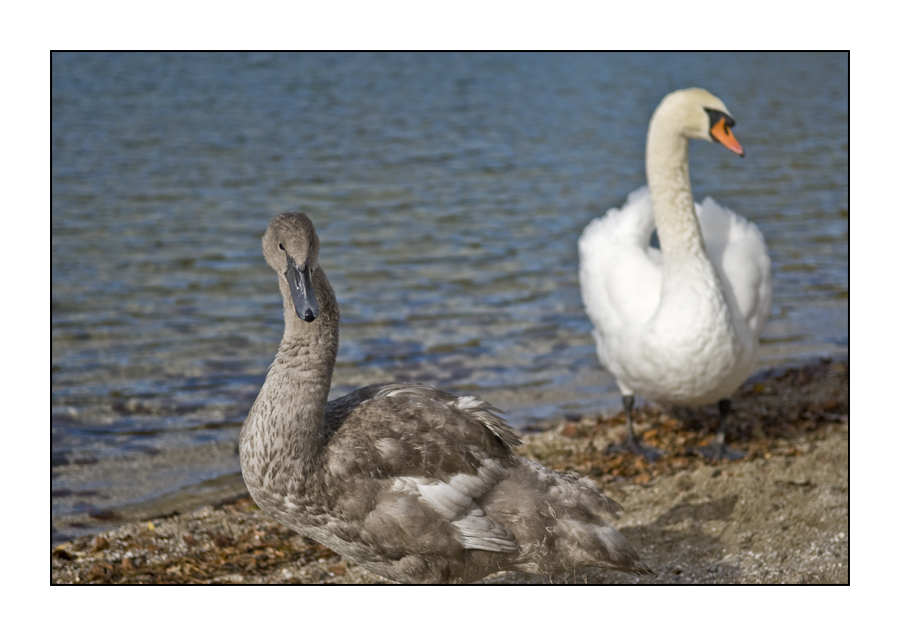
[606,438,665,462]
[688,440,745,461]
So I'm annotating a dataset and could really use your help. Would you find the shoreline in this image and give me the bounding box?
[51,357,848,584]
[51,353,845,545]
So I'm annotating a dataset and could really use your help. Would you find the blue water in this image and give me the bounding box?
[51,52,848,537]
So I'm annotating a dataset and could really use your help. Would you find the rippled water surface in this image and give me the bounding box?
[51,52,848,537]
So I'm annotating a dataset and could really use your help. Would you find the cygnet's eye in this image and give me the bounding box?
[279,243,285,251]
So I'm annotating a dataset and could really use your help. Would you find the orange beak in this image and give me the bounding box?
[710,118,744,156]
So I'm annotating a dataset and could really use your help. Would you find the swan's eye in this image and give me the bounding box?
[705,108,723,128]
[704,108,736,131]
[279,243,285,251]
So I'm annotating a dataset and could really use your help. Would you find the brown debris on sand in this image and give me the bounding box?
[523,357,848,486]
[51,358,848,584]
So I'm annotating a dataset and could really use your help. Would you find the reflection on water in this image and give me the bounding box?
[51,53,848,536]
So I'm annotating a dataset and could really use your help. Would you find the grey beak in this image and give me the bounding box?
[285,256,319,322]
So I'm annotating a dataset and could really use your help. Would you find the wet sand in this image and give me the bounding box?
[51,357,848,584]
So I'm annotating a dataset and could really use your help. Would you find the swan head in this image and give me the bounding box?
[651,88,744,156]
[263,213,321,323]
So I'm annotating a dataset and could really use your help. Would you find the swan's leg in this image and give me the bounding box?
[606,395,665,462]
[691,399,746,460]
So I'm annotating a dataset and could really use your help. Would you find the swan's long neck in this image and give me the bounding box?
[644,109,735,337]
[646,119,706,264]
[245,268,340,473]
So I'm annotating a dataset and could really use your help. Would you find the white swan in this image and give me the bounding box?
[578,88,772,460]
[240,213,652,583]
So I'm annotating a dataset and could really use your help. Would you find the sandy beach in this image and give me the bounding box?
[51,357,848,584]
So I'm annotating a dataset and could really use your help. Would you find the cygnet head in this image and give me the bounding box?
[262,213,321,323]
[651,87,744,156]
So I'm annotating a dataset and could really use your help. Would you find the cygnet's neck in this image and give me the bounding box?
[268,268,340,456]
[645,118,707,265]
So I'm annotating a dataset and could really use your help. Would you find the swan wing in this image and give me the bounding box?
[323,384,520,554]
[697,196,772,338]
[372,383,521,448]
[578,187,663,366]
[326,384,519,448]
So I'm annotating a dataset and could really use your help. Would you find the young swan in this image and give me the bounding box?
[240,213,652,583]
[579,88,772,461]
